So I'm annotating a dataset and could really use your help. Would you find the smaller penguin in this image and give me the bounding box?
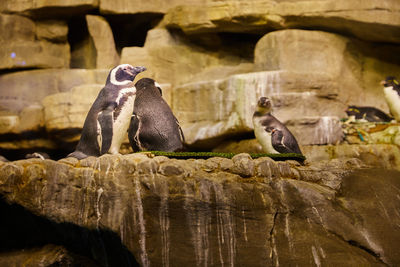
[345,106,393,122]
[382,76,400,121]
[128,78,184,152]
[253,97,302,154]
[68,64,146,159]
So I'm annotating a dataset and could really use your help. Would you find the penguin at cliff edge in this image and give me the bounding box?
[252,97,302,154]
[128,78,185,152]
[68,64,146,159]
[382,76,400,121]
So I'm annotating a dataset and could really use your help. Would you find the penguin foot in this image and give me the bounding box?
[67,151,89,160]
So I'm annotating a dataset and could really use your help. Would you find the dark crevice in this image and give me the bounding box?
[0,196,140,267]
[105,13,164,54]
[323,228,388,266]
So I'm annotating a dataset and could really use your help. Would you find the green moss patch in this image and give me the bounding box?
[138,151,306,161]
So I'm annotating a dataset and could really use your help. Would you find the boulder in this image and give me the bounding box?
[85,15,120,69]
[163,0,400,44]
[0,69,108,114]
[120,28,252,85]
[0,14,70,70]
[35,20,69,42]
[42,84,103,135]
[0,155,399,266]
[255,29,400,112]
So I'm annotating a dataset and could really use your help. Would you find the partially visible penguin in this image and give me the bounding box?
[382,76,400,121]
[252,97,302,155]
[345,105,393,122]
[128,78,184,152]
[68,64,146,159]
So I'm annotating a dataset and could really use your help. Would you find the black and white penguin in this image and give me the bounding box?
[252,97,302,154]
[382,76,400,121]
[345,105,393,122]
[128,78,184,152]
[68,64,146,159]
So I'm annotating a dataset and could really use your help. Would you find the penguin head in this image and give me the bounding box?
[381,76,399,88]
[135,78,163,96]
[256,97,272,114]
[108,64,146,86]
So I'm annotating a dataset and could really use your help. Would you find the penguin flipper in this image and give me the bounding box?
[272,130,301,154]
[128,113,141,151]
[97,108,113,155]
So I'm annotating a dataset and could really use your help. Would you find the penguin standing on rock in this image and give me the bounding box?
[128,78,184,152]
[68,64,146,159]
[252,97,302,155]
[382,76,400,121]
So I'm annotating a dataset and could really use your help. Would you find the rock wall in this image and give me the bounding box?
[1,0,400,159]
[0,154,399,266]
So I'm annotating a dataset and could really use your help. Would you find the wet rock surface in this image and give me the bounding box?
[0,154,399,266]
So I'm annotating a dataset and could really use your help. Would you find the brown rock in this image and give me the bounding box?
[163,0,400,44]
[0,155,399,266]
[35,20,69,42]
[86,15,120,69]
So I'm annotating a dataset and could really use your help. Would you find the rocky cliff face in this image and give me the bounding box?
[1,154,399,266]
[1,0,400,159]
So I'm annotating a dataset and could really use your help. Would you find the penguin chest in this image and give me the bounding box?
[253,117,279,154]
[109,90,136,154]
[384,87,400,121]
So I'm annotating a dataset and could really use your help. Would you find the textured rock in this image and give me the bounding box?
[163,0,400,44]
[0,155,399,266]
[86,15,120,69]
[255,29,400,112]
[0,0,99,18]
[285,116,344,145]
[173,71,346,146]
[120,28,252,85]
[0,69,108,114]
[42,84,103,134]
[100,0,200,14]
[35,20,69,42]
[0,245,98,267]
[303,144,400,170]
[0,14,70,70]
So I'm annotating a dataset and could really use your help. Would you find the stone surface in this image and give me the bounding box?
[285,116,344,145]
[0,14,70,70]
[86,15,120,69]
[120,28,252,85]
[0,155,399,266]
[35,20,69,42]
[100,0,200,15]
[0,0,99,18]
[0,69,108,114]
[173,71,346,146]
[0,245,98,267]
[163,0,400,44]
[42,84,103,135]
[255,29,400,112]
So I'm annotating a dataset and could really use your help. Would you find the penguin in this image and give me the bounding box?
[68,64,146,159]
[382,76,400,121]
[345,105,393,122]
[128,78,185,152]
[252,97,302,154]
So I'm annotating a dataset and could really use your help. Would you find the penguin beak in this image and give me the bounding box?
[380,80,386,86]
[125,66,146,79]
